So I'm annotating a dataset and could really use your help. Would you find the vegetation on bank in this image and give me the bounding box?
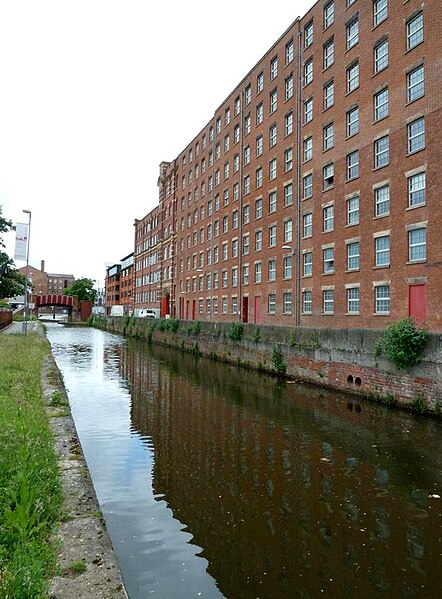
[0,334,62,598]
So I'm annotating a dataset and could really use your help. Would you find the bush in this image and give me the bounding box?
[271,344,287,376]
[227,322,244,342]
[374,317,428,370]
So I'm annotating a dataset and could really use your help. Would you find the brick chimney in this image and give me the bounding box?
[41,260,45,272]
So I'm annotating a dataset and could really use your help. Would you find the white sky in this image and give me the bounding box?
[0,0,313,287]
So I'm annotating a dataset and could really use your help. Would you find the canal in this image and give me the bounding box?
[46,324,442,599]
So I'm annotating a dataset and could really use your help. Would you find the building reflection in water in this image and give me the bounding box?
[120,340,442,599]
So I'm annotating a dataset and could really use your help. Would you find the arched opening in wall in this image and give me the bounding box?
[347,375,354,384]
[354,377,362,387]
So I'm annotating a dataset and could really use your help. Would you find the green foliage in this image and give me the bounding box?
[70,559,87,574]
[0,335,62,596]
[289,330,297,348]
[228,321,244,342]
[64,278,97,302]
[50,390,67,407]
[159,318,181,333]
[187,321,201,336]
[251,327,260,343]
[411,395,426,414]
[383,393,397,407]
[271,343,287,376]
[374,317,428,370]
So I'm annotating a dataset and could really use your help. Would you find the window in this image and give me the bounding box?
[323,289,334,313]
[283,256,292,279]
[323,123,334,150]
[245,84,252,105]
[374,136,389,168]
[303,212,312,238]
[285,75,293,100]
[347,17,359,49]
[284,218,293,243]
[269,158,277,181]
[215,169,220,186]
[304,97,313,123]
[324,1,334,28]
[304,21,313,48]
[285,148,293,172]
[324,80,334,109]
[222,242,228,261]
[374,88,389,121]
[286,39,294,65]
[268,259,276,282]
[232,210,239,229]
[223,189,229,207]
[243,265,249,285]
[303,136,313,161]
[407,13,423,50]
[303,252,312,277]
[244,113,251,135]
[268,293,276,314]
[243,204,250,224]
[408,172,426,207]
[375,235,390,266]
[408,117,425,153]
[374,0,388,27]
[323,163,334,189]
[323,247,334,273]
[375,285,390,314]
[269,225,277,247]
[256,135,263,157]
[224,134,230,153]
[209,126,214,142]
[270,90,278,113]
[233,153,239,173]
[256,167,263,188]
[408,228,426,261]
[232,267,238,287]
[285,112,293,136]
[269,124,277,147]
[224,162,229,180]
[233,182,239,201]
[269,191,277,214]
[303,173,313,199]
[304,59,313,85]
[257,72,264,94]
[255,230,262,251]
[347,241,360,270]
[283,293,292,314]
[255,262,262,283]
[284,183,293,206]
[347,106,359,136]
[324,39,334,69]
[234,124,240,144]
[222,296,227,314]
[225,107,230,126]
[244,145,251,165]
[347,287,360,313]
[347,62,359,93]
[234,96,241,116]
[243,234,250,255]
[374,39,388,73]
[303,290,312,313]
[216,117,221,135]
[323,205,334,232]
[407,65,424,103]
[270,57,278,80]
[222,270,228,287]
[256,102,264,125]
[244,175,250,195]
[202,134,206,150]
[375,184,390,216]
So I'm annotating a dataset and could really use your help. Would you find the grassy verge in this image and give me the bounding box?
[0,334,62,598]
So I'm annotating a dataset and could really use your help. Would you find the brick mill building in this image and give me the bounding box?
[132,0,442,331]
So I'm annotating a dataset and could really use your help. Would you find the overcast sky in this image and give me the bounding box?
[0,0,313,287]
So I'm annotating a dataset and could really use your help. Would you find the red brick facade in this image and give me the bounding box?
[134,0,442,331]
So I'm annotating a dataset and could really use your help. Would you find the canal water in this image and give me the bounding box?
[46,324,442,599]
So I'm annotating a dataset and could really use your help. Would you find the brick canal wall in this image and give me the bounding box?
[93,316,442,413]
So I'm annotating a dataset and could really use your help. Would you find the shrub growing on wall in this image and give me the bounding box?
[374,317,428,370]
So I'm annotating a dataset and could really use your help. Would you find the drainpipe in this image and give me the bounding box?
[295,30,302,327]
[238,91,244,322]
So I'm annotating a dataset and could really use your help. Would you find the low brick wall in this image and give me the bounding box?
[0,308,13,331]
[93,316,442,413]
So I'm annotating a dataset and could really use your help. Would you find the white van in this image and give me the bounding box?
[138,308,159,319]
[110,305,124,316]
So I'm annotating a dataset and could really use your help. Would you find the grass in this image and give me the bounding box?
[0,334,62,598]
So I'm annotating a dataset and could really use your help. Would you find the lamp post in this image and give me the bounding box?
[22,210,32,334]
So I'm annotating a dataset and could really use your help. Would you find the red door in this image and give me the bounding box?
[242,296,249,323]
[408,284,426,326]
[254,296,261,324]
[192,300,196,321]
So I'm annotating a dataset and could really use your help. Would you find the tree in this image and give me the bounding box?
[0,206,26,299]
[64,278,97,302]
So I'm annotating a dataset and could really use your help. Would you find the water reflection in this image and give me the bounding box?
[47,325,442,599]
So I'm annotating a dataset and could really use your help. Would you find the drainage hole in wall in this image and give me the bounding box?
[347,375,354,384]
[354,377,362,387]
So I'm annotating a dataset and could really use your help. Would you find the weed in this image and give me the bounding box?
[271,344,287,376]
[411,395,426,414]
[50,390,66,407]
[228,322,244,342]
[383,393,397,406]
[374,317,428,369]
[70,559,87,574]
[251,327,260,343]
[289,330,297,348]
